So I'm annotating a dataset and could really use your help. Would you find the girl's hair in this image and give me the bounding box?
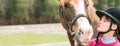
[117,26,120,42]
[111,18,120,42]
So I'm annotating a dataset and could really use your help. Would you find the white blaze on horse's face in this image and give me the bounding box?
[71,0,93,45]
[71,0,86,16]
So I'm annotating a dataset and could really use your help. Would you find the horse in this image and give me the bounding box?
[59,0,99,46]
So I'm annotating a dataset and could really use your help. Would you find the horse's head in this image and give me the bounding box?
[59,0,93,46]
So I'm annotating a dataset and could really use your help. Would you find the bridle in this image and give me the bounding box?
[59,4,88,46]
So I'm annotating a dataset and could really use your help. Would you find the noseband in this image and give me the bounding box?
[59,5,88,46]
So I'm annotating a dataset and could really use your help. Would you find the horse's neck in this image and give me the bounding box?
[86,3,100,38]
[86,4,99,24]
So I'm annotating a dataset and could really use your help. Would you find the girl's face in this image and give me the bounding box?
[97,15,111,32]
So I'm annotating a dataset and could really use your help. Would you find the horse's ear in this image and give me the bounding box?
[60,0,64,6]
[60,0,71,6]
[85,0,93,6]
[85,0,89,5]
[89,0,94,5]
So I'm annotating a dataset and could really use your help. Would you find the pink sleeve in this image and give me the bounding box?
[88,39,96,46]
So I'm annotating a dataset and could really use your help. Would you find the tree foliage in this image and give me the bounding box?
[32,0,59,18]
[94,0,120,10]
[0,0,120,24]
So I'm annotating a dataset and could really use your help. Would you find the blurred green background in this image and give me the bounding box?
[0,0,120,25]
[0,0,59,25]
[94,0,120,10]
[0,33,68,46]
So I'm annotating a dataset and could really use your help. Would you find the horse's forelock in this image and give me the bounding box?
[60,0,76,21]
[60,0,71,6]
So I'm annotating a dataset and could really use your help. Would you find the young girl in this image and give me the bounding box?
[89,8,120,46]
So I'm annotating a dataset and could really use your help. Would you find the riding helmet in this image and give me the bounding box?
[96,8,120,26]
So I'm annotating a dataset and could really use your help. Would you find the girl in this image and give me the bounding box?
[89,8,120,46]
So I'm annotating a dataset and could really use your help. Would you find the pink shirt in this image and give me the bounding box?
[89,37,120,46]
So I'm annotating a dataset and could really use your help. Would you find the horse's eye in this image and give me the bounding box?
[64,3,70,8]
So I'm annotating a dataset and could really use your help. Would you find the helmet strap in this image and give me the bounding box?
[100,20,114,34]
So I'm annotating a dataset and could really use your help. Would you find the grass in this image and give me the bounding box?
[0,33,68,46]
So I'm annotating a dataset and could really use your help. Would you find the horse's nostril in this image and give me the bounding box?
[81,31,84,34]
[78,29,84,34]
[78,32,81,35]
